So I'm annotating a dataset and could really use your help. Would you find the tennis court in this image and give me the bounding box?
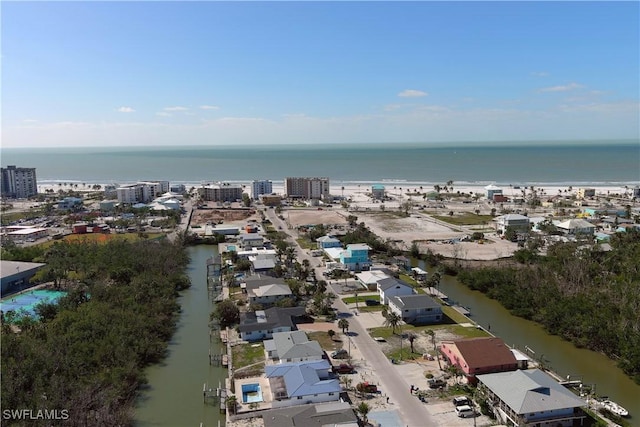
[1,289,67,319]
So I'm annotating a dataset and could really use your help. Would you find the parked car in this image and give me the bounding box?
[365,299,380,306]
[455,405,476,418]
[428,378,446,389]
[356,382,378,393]
[452,396,471,407]
[333,364,355,374]
[331,349,348,358]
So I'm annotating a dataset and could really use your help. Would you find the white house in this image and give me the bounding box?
[494,214,530,234]
[388,294,443,325]
[265,360,341,408]
[248,284,293,307]
[377,277,414,305]
[555,218,596,236]
[356,270,390,289]
[264,331,324,364]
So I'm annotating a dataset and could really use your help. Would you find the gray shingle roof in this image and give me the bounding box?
[390,294,439,310]
[477,369,586,414]
[378,277,412,292]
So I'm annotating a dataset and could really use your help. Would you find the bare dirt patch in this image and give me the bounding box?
[191,208,257,227]
[286,209,348,228]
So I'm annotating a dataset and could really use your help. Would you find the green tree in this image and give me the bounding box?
[211,300,240,328]
[338,318,350,334]
[384,312,402,334]
[357,402,370,424]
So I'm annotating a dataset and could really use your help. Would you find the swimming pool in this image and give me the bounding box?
[1,289,67,320]
[241,383,263,404]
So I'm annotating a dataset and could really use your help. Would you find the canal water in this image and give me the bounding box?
[135,245,227,427]
[418,261,640,426]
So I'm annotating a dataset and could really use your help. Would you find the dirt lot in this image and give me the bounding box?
[191,204,258,227]
[286,209,349,228]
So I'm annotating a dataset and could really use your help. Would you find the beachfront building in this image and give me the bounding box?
[1,166,38,199]
[284,177,330,200]
[371,184,386,200]
[577,188,596,199]
[259,194,282,206]
[440,337,518,384]
[252,180,273,200]
[116,181,170,204]
[198,182,244,202]
[485,184,503,200]
[339,243,371,271]
[388,294,442,325]
[477,369,587,427]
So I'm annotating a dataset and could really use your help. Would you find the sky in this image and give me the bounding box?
[1,1,639,148]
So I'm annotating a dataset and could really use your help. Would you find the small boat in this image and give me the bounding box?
[602,400,629,417]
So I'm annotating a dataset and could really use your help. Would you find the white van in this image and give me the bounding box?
[455,405,475,418]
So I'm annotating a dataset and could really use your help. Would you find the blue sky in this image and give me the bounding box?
[2,1,639,148]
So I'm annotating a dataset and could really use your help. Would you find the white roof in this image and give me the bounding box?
[356,270,390,285]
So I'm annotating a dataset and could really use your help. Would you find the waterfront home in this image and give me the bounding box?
[440,337,518,383]
[238,307,307,342]
[240,233,264,249]
[494,214,530,234]
[247,284,293,307]
[262,401,358,427]
[316,235,342,249]
[264,331,324,364]
[388,294,442,325]
[265,360,341,408]
[249,254,277,275]
[477,369,587,427]
[485,184,503,200]
[371,184,386,200]
[339,243,371,271]
[378,277,415,305]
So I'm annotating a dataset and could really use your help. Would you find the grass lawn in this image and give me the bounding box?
[231,342,266,375]
[307,331,343,353]
[342,295,379,304]
[441,306,473,324]
[295,237,315,250]
[433,214,493,226]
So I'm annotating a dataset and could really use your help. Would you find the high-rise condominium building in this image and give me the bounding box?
[285,177,330,200]
[251,180,273,200]
[1,165,38,199]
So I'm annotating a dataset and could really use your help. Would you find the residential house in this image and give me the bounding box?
[388,294,442,325]
[57,197,83,211]
[264,331,324,364]
[248,284,293,307]
[440,337,518,383]
[485,184,503,200]
[316,235,342,249]
[554,218,596,236]
[377,277,414,305]
[477,369,587,427]
[249,254,277,275]
[494,214,530,234]
[238,307,307,342]
[240,233,265,249]
[265,360,341,408]
[356,270,391,290]
[263,401,358,427]
[371,184,385,200]
[339,243,371,271]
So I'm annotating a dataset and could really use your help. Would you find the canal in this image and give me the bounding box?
[419,262,640,426]
[135,245,227,427]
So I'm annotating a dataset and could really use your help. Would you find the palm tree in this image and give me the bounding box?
[384,312,402,334]
[226,395,238,415]
[328,329,336,341]
[338,318,350,334]
[426,329,441,370]
[407,333,417,353]
[357,402,370,424]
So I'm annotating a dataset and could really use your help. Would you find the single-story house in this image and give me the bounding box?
[264,330,324,364]
[378,277,414,305]
[248,284,293,307]
[477,369,587,427]
[240,233,265,249]
[238,307,307,342]
[440,337,518,383]
[249,254,277,274]
[316,235,342,249]
[356,270,391,289]
[265,360,341,408]
[388,294,442,325]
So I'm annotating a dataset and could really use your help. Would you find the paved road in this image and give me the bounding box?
[330,283,436,427]
[266,206,436,426]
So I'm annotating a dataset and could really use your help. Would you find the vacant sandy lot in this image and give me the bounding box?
[286,209,349,228]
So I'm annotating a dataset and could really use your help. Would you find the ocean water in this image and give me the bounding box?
[1,140,638,188]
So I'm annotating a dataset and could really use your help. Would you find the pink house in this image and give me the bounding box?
[440,337,518,383]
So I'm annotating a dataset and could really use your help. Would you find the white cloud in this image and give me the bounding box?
[539,82,583,93]
[164,106,188,111]
[398,89,428,98]
[117,106,135,113]
[200,105,220,110]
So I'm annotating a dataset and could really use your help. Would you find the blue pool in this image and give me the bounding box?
[241,383,263,403]
[1,289,67,320]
